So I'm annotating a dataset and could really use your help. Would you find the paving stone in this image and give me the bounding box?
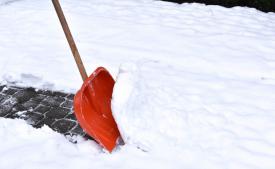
[41,96,65,107]
[65,113,77,121]
[66,94,75,100]
[36,90,53,96]
[22,100,40,110]
[0,93,5,101]
[70,125,86,136]
[5,109,27,119]
[31,94,47,102]
[34,105,51,114]
[0,84,87,139]
[37,90,68,97]
[11,86,26,90]
[13,88,37,103]
[0,94,10,103]
[60,99,73,109]
[52,91,68,97]
[15,110,30,120]
[11,103,26,112]
[25,112,45,125]
[51,119,77,134]
[0,85,5,92]
[45,107,70,119]
[0,102,13,117]
[4,113,17,119]
[35,117,56,128]
[32,122,44,128]
[1,87,17,95]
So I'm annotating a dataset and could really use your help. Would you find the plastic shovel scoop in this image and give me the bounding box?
[74,67,121,152]
[52,0,121,152]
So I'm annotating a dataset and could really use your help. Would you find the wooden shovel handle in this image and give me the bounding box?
[52,0,88,81]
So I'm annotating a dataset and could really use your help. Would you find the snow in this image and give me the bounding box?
[0,118,172,169]
[1,0,275,168]
[112,61,275,168]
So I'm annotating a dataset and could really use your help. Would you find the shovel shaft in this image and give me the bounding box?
[52,0,88,81]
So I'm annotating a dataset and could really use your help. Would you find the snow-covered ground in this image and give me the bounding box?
[1,0,275,168]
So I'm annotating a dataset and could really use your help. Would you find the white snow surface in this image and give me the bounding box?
[1,0,275,168]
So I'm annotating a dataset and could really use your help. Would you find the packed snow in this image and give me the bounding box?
[1,0,275,168]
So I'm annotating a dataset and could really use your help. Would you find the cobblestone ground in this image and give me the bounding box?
[0,85,87,141]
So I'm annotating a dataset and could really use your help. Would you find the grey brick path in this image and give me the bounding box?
[0,85,88,141]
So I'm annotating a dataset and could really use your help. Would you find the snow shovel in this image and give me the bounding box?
[52,0,121,152]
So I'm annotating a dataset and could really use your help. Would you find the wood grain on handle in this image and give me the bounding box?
[52,0,88,81]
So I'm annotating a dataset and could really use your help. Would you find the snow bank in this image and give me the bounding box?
[0,118,101,169]
[0,118,181,169]
[112,60,275,168]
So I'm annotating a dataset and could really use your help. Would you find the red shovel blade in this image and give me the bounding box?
[74,67,121,152]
